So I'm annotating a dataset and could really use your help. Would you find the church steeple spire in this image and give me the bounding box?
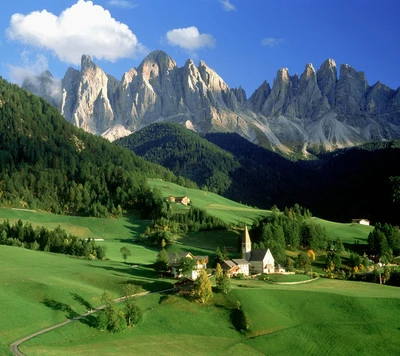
[242,225,251,261]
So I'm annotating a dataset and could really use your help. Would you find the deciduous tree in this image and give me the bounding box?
[194,269,212,303]
[120,246,131,263]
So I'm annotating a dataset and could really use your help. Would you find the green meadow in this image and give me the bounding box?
[148,179,270,225]
[0,186,386,355]
[312,217,373,245]
[14,277,400,356]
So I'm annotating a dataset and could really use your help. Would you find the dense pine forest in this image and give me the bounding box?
[0,77,178,217]
[115,123,240,195]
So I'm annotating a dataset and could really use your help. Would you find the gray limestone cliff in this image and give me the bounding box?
[22,51,400,156]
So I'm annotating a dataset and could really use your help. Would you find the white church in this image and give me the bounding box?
[223,226,280,276]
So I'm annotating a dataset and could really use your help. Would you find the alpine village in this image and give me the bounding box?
[1,1,400,355]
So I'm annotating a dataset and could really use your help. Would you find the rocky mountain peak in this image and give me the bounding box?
[249,80,271,112]
[303,63,316,78]
[21,52,400,155]
[138,50,177,81]
[81,55,97,72]
[317,58,337,107]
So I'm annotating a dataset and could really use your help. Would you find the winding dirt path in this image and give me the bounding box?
[10,289,173,356]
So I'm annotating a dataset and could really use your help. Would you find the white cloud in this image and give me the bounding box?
[8,51,49,85]
[8,51,61,105]
[166,26,216,52]
[6,0,146,65]
[107,0,138,9]
[220,0,236,11]
[261,37,285,47]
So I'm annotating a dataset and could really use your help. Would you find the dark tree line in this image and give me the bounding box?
[368,222,400,263]
[250,205,328,264]
[140,204,228,246]
[0,219,106,258]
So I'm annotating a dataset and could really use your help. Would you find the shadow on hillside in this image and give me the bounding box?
[85,264,173,292]
[343,242,367,255]
[41,298,79,319]
[41,298,98,328]
[70,292,93,311]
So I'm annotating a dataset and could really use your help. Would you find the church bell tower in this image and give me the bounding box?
[242,225,252,261]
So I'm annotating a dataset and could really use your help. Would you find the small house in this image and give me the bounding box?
[222,260,239,277]
[170,196,190,205]
[168,252,208,280]
[352,219,370,226]
[231,259,250,276]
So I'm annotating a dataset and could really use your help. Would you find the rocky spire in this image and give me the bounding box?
[261,68,291,116]
[335,63,369,115]
[317,58,337,107]
[249,80,271,113]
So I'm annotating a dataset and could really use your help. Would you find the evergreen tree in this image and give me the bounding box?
[335,237,344,253]
[218,273,231,294]
[155,249,170,272]
[295,252,311,270]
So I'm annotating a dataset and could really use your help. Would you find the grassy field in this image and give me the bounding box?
[0,208,152,263]
[312,217,373,245]
[0,191,382,355]
[0,245,174,346]
[148,179,270,225]
[17,278,400,356]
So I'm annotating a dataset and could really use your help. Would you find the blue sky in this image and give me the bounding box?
[1,0,399,96]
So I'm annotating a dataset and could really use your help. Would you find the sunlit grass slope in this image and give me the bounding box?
[148,179,270,225]
[0,244,173,346]
[0,208,151,262]
[19,279,400,356]
[312,217,373,245]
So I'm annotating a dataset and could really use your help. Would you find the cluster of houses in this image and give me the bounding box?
[170,226,284,286]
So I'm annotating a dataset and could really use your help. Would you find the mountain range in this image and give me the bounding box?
[22,50,400,156]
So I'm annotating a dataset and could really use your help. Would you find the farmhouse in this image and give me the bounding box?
[352,218,370,226]
[168,252,208,280]
[222,259,250,277]
[169,196,190,205]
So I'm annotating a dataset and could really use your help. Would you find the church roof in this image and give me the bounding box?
[232,259,250,265]
[249,249,268,262]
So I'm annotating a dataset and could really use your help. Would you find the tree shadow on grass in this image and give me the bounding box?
[41,298,99,329]
[77,314,98,329]
[70,292,93,311]
[41,298,79,319]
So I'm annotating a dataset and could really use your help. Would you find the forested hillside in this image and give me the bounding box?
[0,77,176,217]
[117,123,400,225]
[115,123,240,194]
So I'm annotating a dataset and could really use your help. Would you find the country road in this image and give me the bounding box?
[10,288,173,356]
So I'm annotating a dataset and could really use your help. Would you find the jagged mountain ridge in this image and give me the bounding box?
[22,50,400,155]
